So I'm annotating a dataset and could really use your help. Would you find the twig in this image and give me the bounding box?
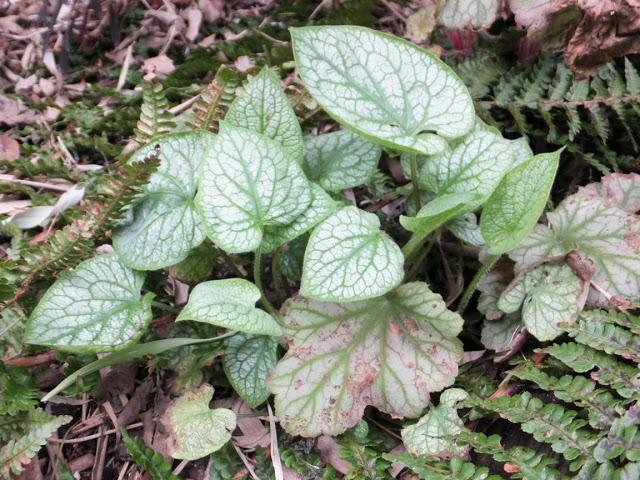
[116,44,133,91]
[168,94,200,115]
[268,403,284,480]
[0,174,72,192]
[4,350,56,367]
[172,460,189,475]
[233,443,260,480]
[47,422,143,444]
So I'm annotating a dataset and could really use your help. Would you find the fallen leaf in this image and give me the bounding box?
[185,8,203,42]
[316,436,352,474]
[0,95,39,126]
[0,135,20,161]
[0,200,31,215]
[406,5,437,43]
[142,54,176,79]
[512,0,640,76]
[234,55,254,73]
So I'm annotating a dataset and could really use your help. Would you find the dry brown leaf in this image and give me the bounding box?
[511,0,640,76]
[316,435,352,475]
[185,8,203,42]
[0,135,20,161]
[406,5,438,44]
[199,0,225,22]
[0,95,39,126]
[142,54,176,79]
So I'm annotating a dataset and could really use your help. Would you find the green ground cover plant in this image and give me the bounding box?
[1,2,639,478]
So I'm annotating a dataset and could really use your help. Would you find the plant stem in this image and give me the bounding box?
[408,153,421,213]
[254,248,281,322]
[271,247,284,302]
[457,253,500,315]
[150,300,179,314]
[405,232,439,281]
[217,247,245,278]
[402,230,429,260]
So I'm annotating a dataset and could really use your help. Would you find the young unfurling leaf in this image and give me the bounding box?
[269,282,463,436]
[481,150,561,255]
[402,388,469,457]
[300,207,404,302]
[401,125,521,235]
[290,26,474,155]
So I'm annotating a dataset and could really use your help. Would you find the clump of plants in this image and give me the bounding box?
[2,21,639,480]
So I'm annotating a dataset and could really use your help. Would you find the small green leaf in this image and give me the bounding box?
[481,150,561,255]
[290,26,474,155]
[25,254,152,352]
[269,282,463,436]
[168,241,217,284]
[498,264,585,341]
[302,130,381,191]
[402,125,523,234]
[196,124,312,253]
[401,388,469,457]
[177,279,282,336]
[418,125,517,202]
[113,131,212,270]
[260,183,337,253]
[223,333,278,408]
[301,207,404,302]
[162,384,236,460]
[446,212,485,246]
[400,192,483,235]
[225,67,304,163]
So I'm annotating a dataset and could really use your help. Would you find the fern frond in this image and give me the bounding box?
[462,432,564,480]
[0,409,70,478]
[593,402,640,463]
[2,151,160,311]
[469,392,599,469]
[383,452,500,480]
[578,459,640,480]
[121,429,178,480]
[0,306,25,356]
[454,53,640,168]
[582,309,640,336]
[208,443,245,480]
[134,81,176,143]
[511,362,623,429]
[189,65,240,132]
[569,315,640,363]
[543,343,640,399]
[0,365,38,420]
